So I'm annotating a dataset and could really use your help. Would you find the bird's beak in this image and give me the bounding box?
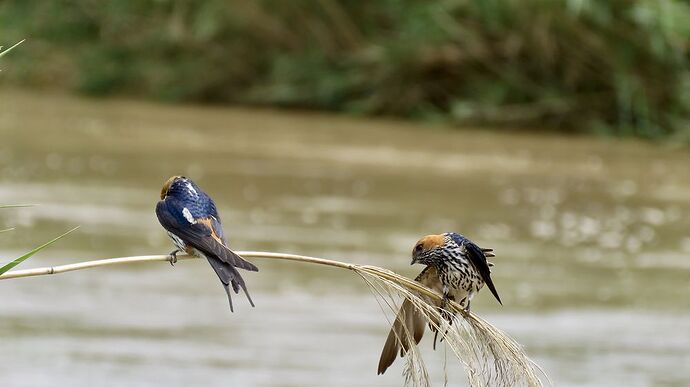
[410,257,417,265]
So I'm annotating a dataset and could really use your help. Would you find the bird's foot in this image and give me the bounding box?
[434,318,455,348]
[168,249,180,266]
[440,306,454,322]
[440,294,449,310]
[439,294,454,321]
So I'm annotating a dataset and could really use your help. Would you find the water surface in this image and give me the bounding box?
[2,89,689,386]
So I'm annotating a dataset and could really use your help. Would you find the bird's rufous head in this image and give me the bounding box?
[411,234,447,265]
[160,175,185,199]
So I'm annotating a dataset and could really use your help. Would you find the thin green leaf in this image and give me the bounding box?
[0,39,25,59]
[0,226,79,275]
[0,204,35,209]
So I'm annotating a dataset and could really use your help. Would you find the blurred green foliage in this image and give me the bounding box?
[1,0,688,138]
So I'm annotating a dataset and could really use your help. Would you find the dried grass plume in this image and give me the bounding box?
[0,251,549,386]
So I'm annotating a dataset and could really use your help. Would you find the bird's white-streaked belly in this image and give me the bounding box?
[444,265,485,306]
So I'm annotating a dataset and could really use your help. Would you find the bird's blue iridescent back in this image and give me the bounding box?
[165,178,227,243]
[166,178,220,219]
[447,232,468,247]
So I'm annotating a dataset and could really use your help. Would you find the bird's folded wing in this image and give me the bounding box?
[156,200,258,272]
[464,241,501,304]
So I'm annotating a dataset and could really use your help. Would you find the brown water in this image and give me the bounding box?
[1,89,689,387]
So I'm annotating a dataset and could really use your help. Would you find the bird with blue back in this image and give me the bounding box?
[156,176,258,312]
[378,232,501,374]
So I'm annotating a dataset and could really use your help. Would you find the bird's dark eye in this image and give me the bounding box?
[414,244,423,253]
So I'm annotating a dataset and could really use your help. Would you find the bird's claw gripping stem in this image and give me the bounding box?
[169,249,181,266]
[439,294,454,321]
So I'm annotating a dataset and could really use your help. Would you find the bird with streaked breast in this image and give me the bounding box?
[378,232,501,375]
[156,176,258,312]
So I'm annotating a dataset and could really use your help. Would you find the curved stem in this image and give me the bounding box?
[0,251,464,313]
[0,251,357,280]
[0,250,546,384]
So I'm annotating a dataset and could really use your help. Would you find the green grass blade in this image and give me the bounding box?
[0,204,35,209]
[0,39,25,59]
[0,226,79,275]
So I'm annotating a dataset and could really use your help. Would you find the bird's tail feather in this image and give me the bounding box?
[205,256,255,312]
[222,248,259,272]
[377,299,426,375]
[223,284,235,312]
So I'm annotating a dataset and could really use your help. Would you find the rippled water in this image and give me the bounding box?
[2,89,689,386]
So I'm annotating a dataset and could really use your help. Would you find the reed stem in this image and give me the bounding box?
[0,251,548,386]
[0,251,452,300]
[0,251,465,311]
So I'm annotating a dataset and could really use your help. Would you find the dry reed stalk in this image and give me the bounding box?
[0,251,549,386]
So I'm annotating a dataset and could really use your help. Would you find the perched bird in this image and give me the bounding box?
[378,232,500,374]
[156,176,258,311]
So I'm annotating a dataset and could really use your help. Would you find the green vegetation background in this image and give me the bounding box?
[1,0,688,139]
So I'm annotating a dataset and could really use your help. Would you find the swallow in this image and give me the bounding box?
[156,176,258,311]
[378,232,500,374]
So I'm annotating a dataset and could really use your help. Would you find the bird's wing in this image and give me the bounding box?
[193,217,258,272]
[199,191,229,245]
[210,215,228,245]
[464,241,501,304]
[156,199,258,272]
[482,247,495,267]
[378,266,443,375]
